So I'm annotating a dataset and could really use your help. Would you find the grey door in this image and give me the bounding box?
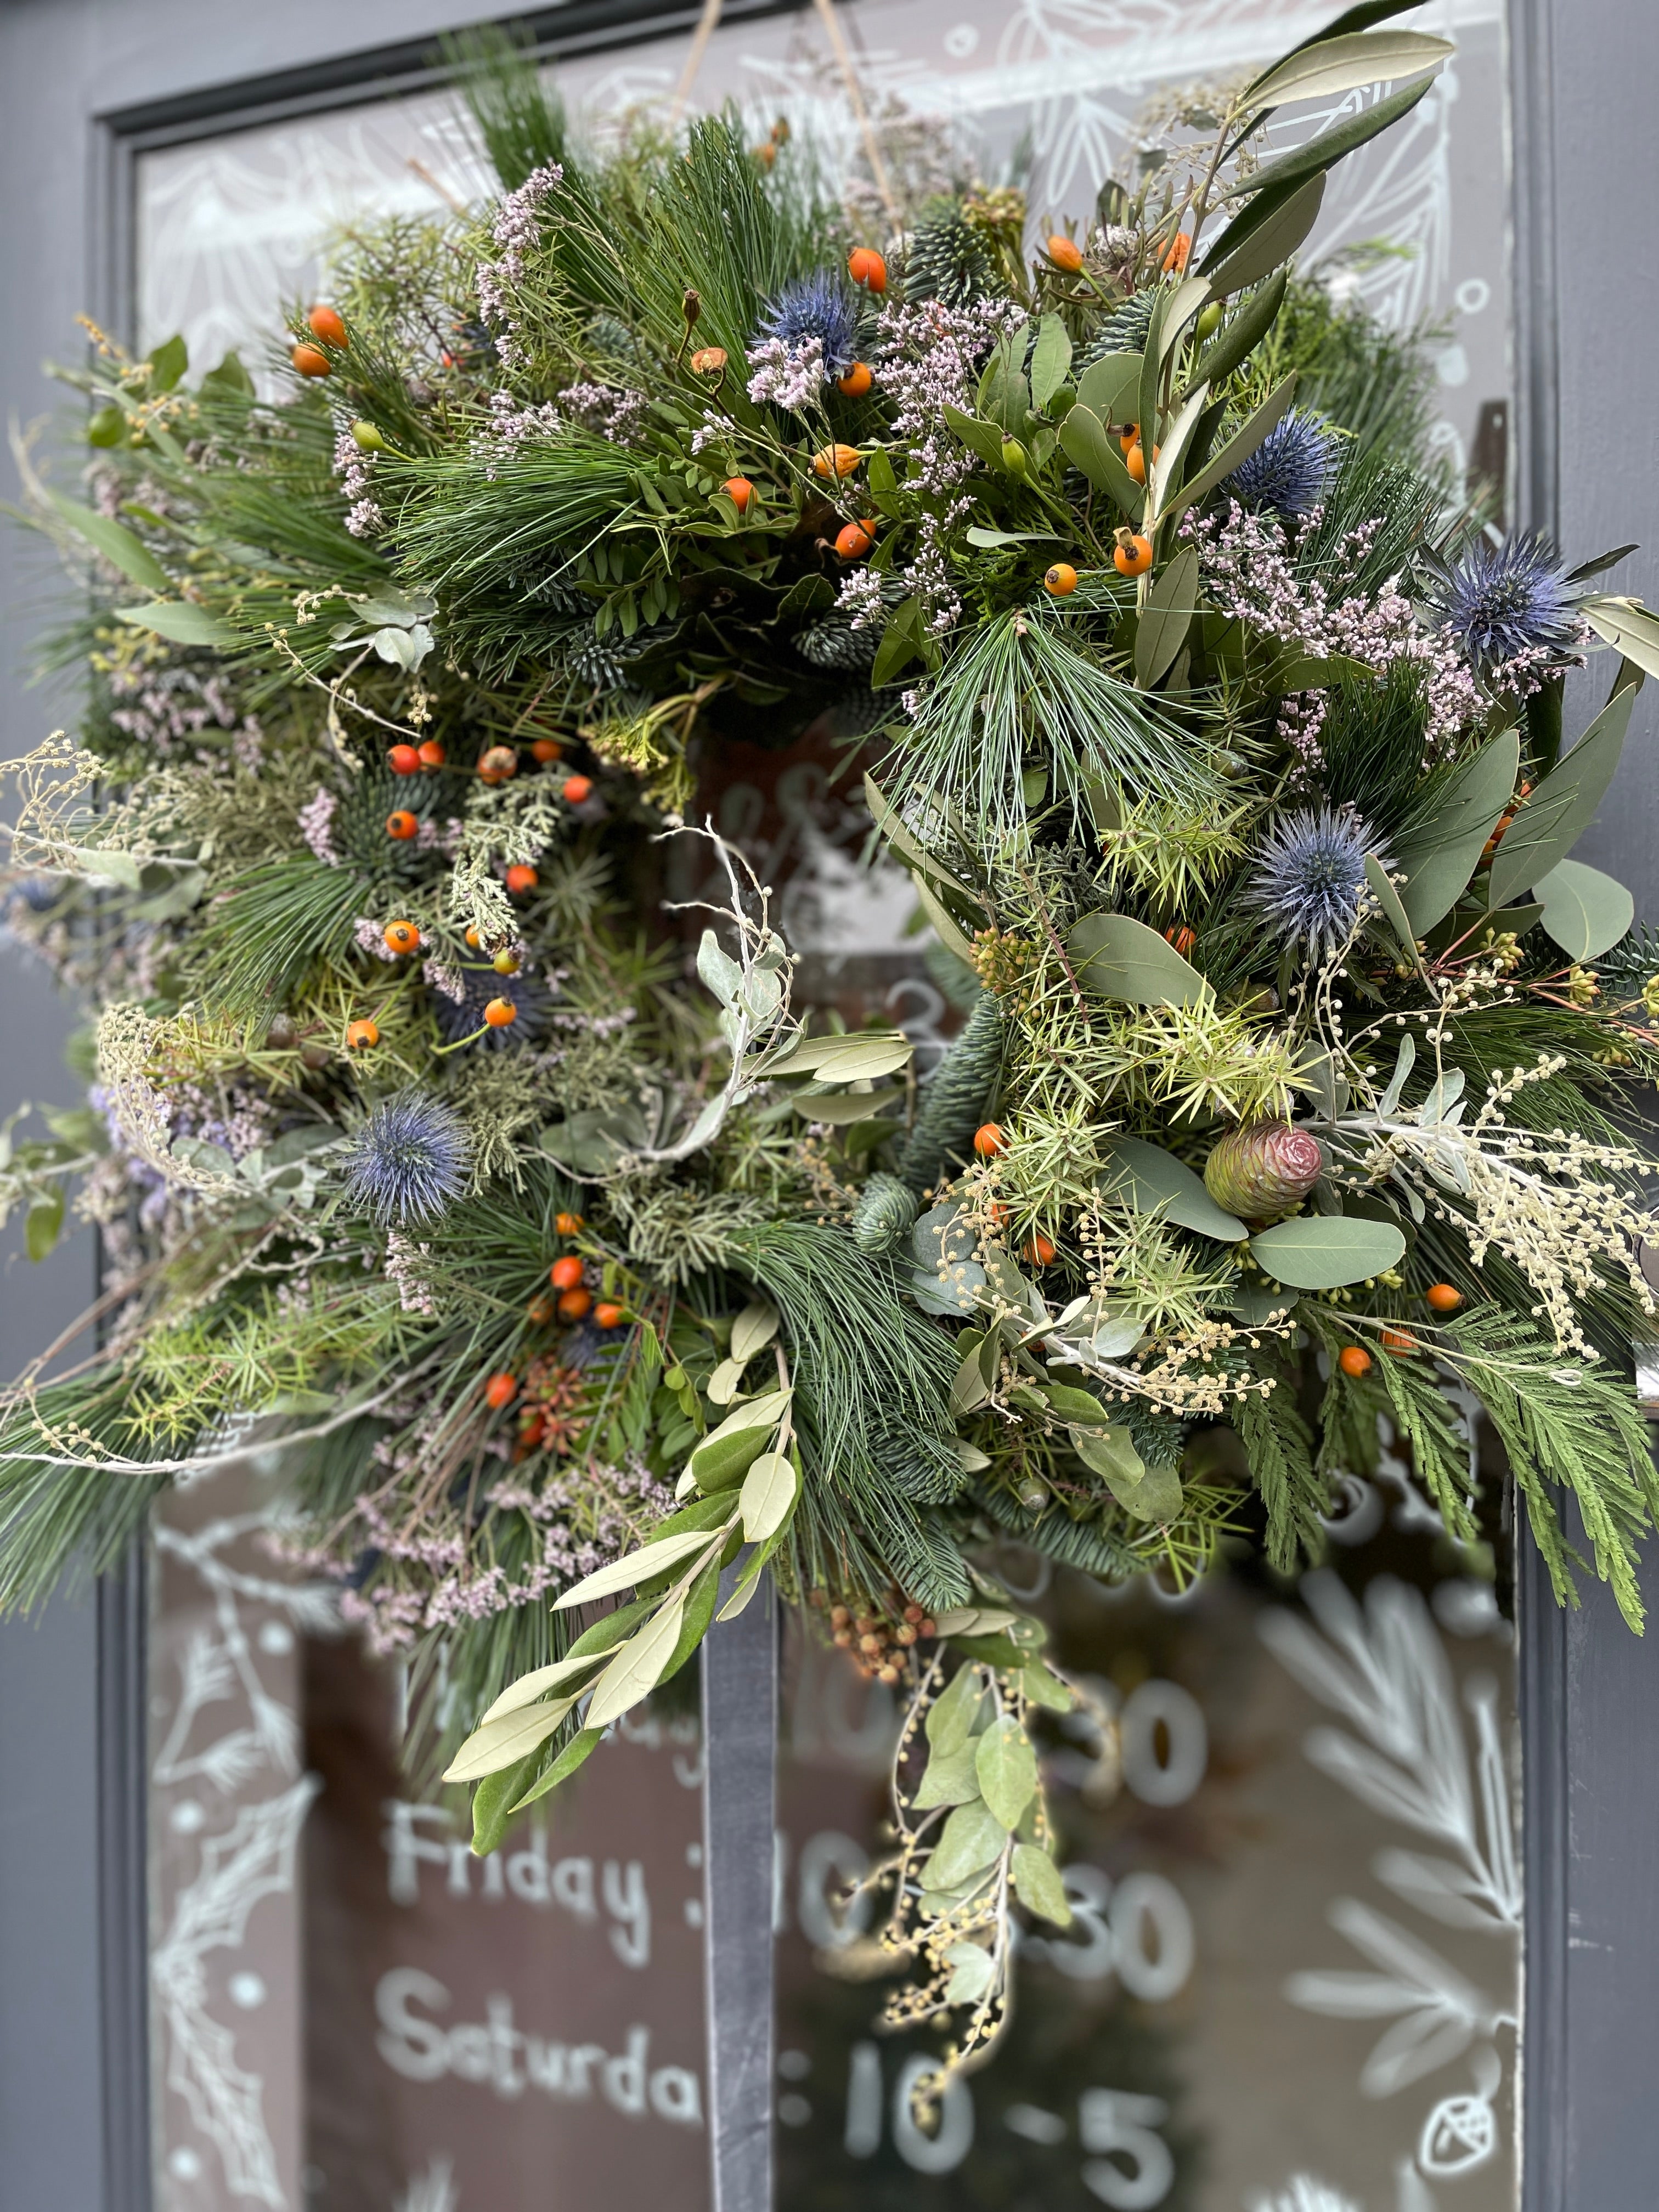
[2,1,1658,2205]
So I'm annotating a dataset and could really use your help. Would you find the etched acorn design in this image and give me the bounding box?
[1203,1120,1324,1222]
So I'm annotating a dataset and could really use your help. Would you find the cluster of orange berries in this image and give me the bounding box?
[385,735,589,817]
[1339,1285,1464,1375]
[291,302,346,377]
[819,1596,937,1683]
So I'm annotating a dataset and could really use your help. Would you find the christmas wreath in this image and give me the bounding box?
[4,0,1659,2108]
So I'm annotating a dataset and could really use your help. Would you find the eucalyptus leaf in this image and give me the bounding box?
[1581,595,1659,681]
[1075,353,1141,425]
[1248,1213,1406,1290]
[911,871,980,962]
[1134,545,1200,690]
[1364,853,1425,975]
[1224,72,1438,203]
[1157,375,1298,528]
[42,490,170,592]
[730,1300,781,1362]
[1393,729,1520,931]
[1184,269,1290,396]
[1097,1136,1246,1240]
[507,1725,603,1815]
[1068,911,1207,1007]
[1533,857,1634,961]
[116,601,238,648]
[791,1085,904,1125]
[443,1691,580,1783]
[964,526,1064,548]
[943,403,1009,472]
[1487,682,1636,905]
[1197,175,1325,297]
[1030,316,1074,409]
[477,1649,607,1727]
[1057,405,1141,514]
[809,1034,916,1082]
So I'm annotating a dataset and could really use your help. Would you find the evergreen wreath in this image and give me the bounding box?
[4,0,1659,2115]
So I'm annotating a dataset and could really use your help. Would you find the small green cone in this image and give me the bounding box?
[1203,1121,1323,1222]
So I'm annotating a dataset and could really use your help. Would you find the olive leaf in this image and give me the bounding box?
[584,1594,689,1730]
[443,1689,582,1783]
[552,1525,718,1609]
[737,1450,798,1544]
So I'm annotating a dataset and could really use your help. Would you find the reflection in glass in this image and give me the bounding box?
[147,1469,709,2211]
[777,1469,1516,2211]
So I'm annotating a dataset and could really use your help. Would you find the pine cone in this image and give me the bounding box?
[851,1171,919,1255]
[903,204,999,308]
[1202,1121,1323,1222]
[794,618,878,670]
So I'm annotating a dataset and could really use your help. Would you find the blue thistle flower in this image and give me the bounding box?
[1225,409,1339,521]
[757,271,859,376]
[1431,531,1579,669]
[340,1092,470,1226]
[1246,805,1385,954]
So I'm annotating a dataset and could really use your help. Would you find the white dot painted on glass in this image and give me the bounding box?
[168,2147,203,2180]
[684,1897,704,1928]
[1436,343,1470,387]
[778,2094,812,2127]
[228,1972,268,2010]
[778,2048,811,2080]
[257,1620,295,1655]
[944,22,979,55]
[170,1800,206,1834]
[1455,276,1491,317]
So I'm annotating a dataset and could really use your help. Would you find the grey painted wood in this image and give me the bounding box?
[1509,2,1659,2204]
[700,1572,777,2212]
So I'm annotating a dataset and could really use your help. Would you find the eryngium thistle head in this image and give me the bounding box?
[1245,804,1381,954]
[1203,1120,1323,1223]
[1430,531,1579,669]
[758,272,859,376]
[1225,408,1339,520]
[341,1092,469,1225]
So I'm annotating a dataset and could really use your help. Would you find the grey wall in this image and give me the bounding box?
[1509,3,1659,2207]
